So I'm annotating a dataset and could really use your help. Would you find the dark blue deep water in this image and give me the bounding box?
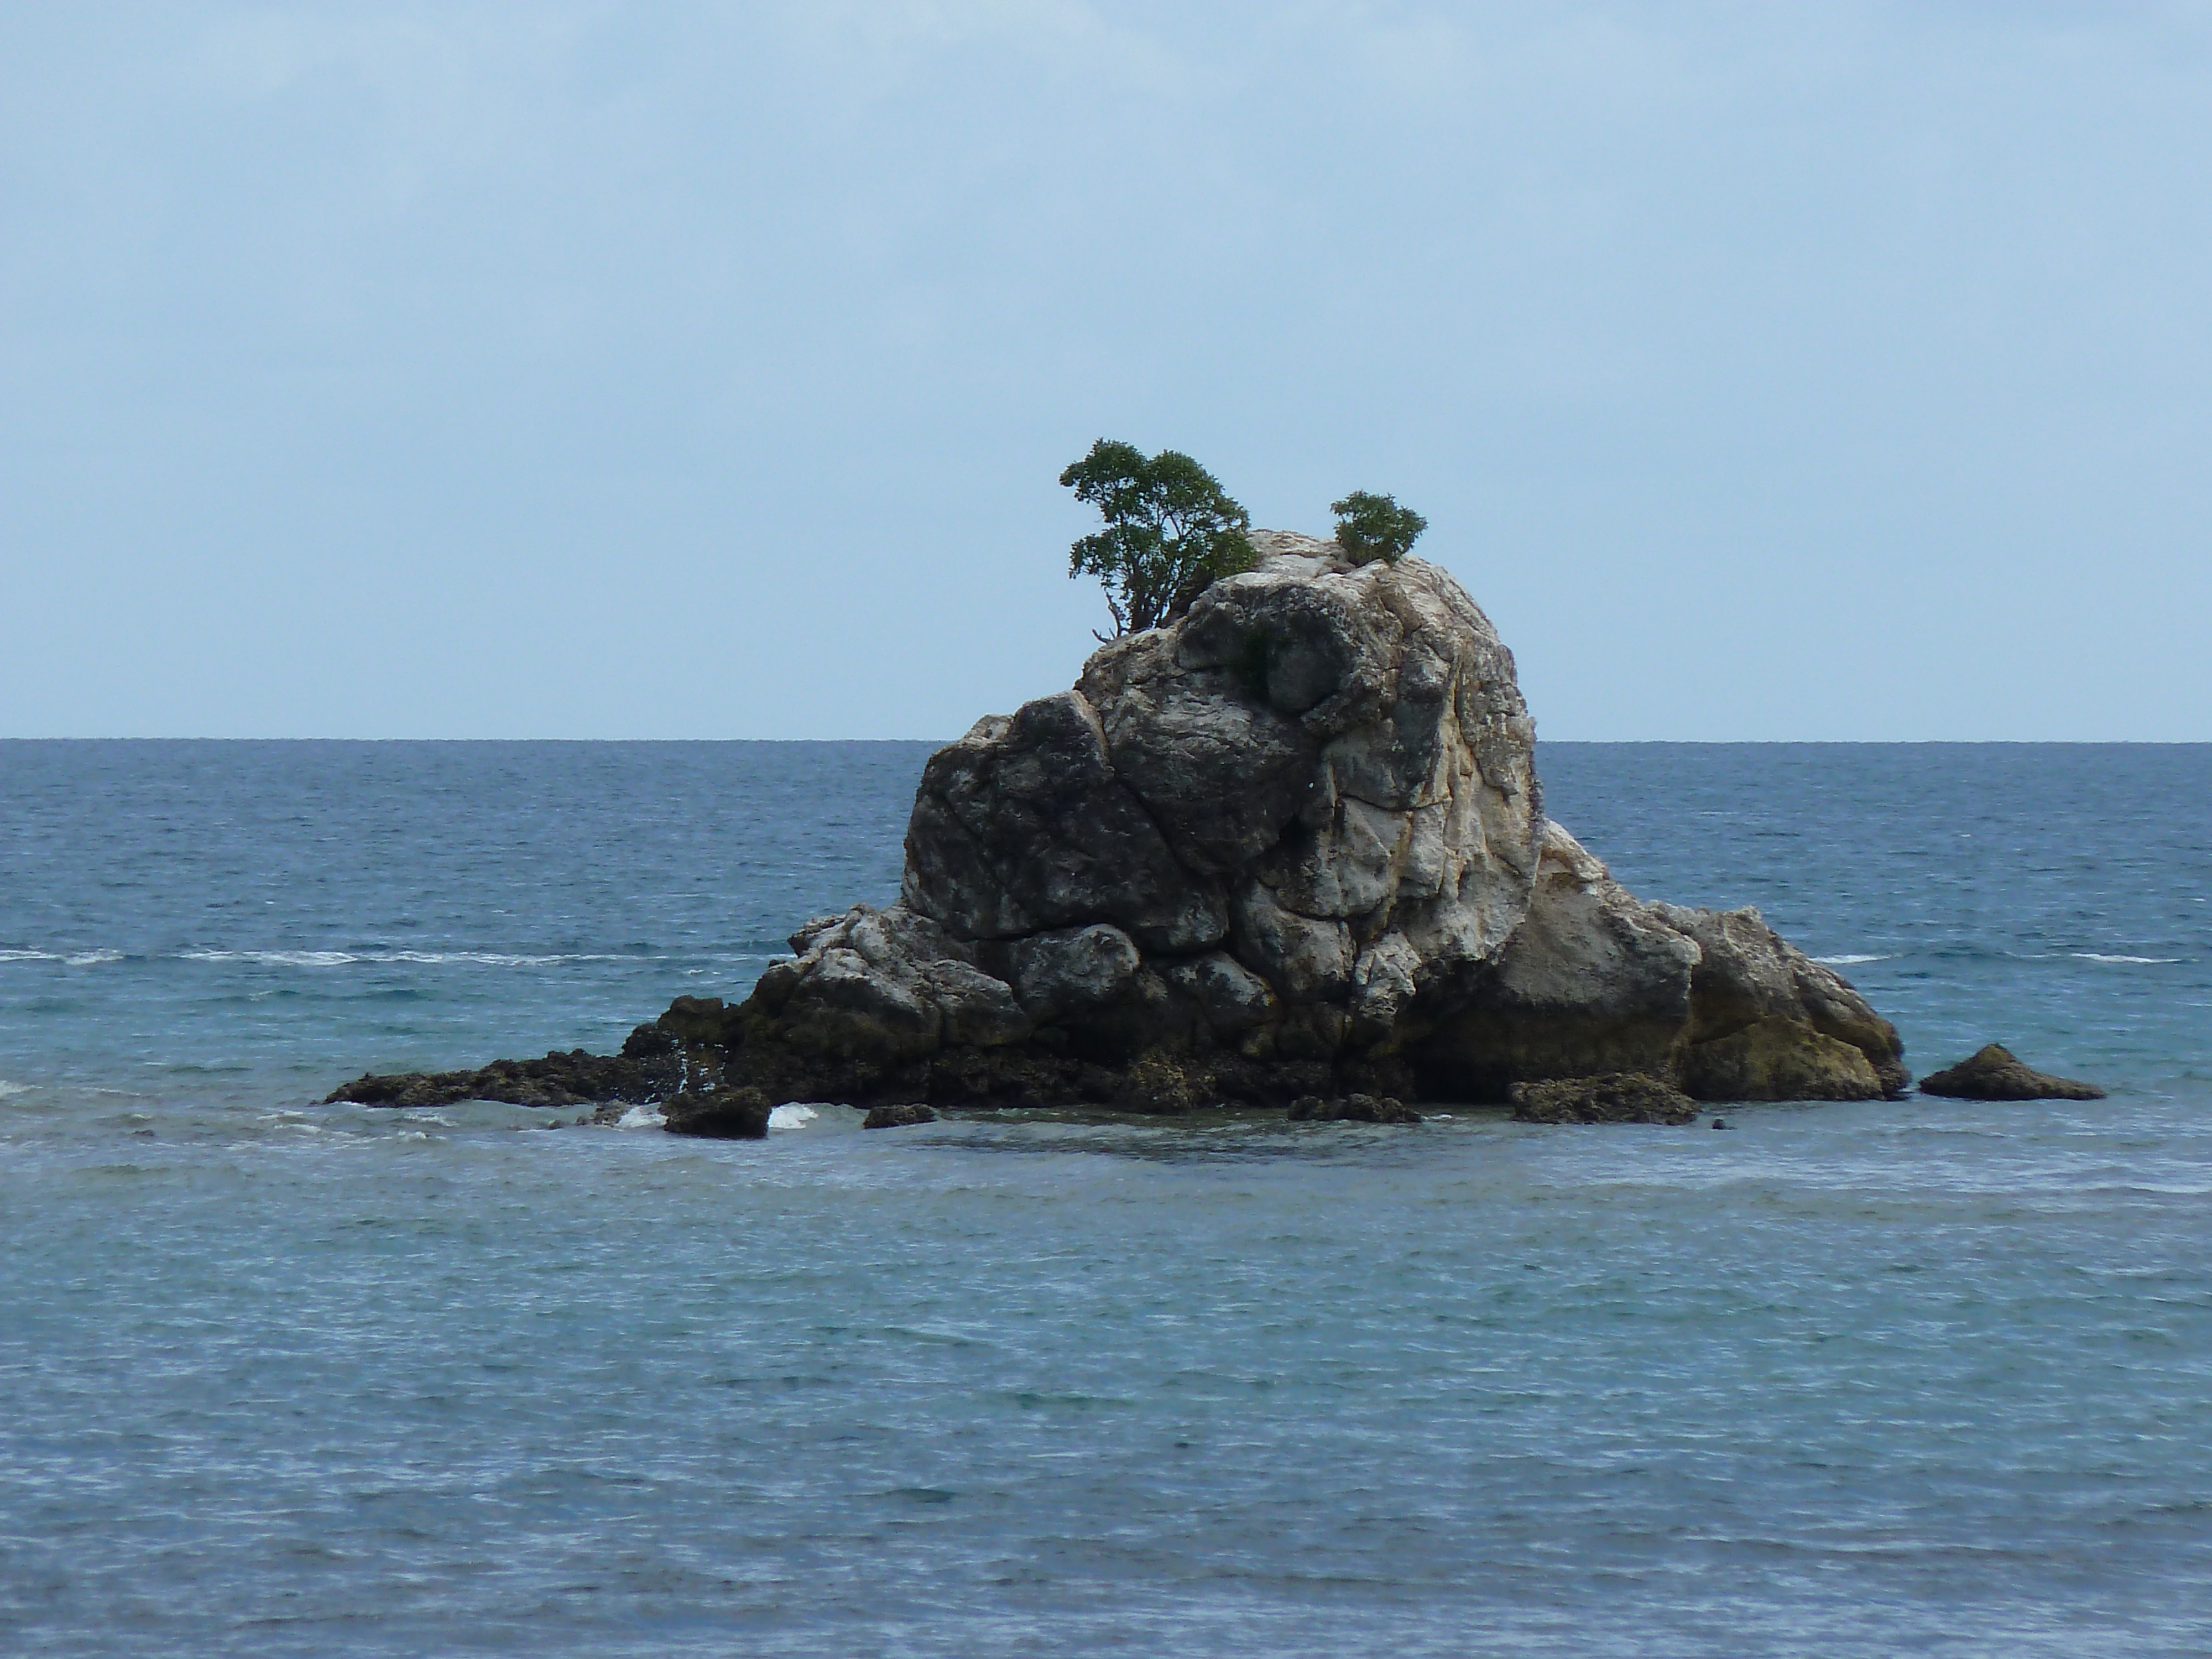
[3,740,2209,1656]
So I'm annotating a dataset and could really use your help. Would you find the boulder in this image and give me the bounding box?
[863,1102,939,1129]
[1287,1093,1421,1124]
[1918,1045,2105,1101]
[663,1087,773,1139]
[1509,1074,1698,1125]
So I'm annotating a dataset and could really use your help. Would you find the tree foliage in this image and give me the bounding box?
[1331,491,1427,565]
[1061,440,1256,637]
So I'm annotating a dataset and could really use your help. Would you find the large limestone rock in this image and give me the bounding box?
[699,534,1904,1110]
[327,530,1908,1118]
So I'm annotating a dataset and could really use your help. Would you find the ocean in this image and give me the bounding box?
[3,740,2208,1656]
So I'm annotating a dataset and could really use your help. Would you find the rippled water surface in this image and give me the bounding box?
[3,740,2209,1656]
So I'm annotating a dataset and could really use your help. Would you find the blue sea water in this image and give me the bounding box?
[2,739,2209,1657]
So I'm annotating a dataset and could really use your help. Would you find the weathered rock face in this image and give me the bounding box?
[327,531,1908,1117]
[903,533,1544,1006]
[1414,822,1907,1102]
[1420,823,1701,1091]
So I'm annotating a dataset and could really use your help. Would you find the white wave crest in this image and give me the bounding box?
[2073,953,2180,965]
[769,1104,819,1130]
[370,950,627,966]
[0,1079,31,1099]
[178,949,624,968]
[1814,953,1894,966]
[181,950,358,967]
[12,946,645,968]
[616,1104,666,1130]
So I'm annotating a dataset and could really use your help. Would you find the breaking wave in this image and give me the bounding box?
[8,947,638,968]
[176,950,630,968]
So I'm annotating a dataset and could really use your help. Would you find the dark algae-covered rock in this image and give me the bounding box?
[662,1087,773,1139]
[326,527,1910,1130]
[324,1048,668,1110]
[1919,1045,2106,1102]
[1287,1093,1421,1124]
[863,1103,938,1129]
[1510,1074,1698,1125]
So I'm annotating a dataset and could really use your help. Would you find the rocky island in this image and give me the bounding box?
[330,529,1908,1129]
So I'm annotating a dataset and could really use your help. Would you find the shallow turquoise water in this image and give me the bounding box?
[3,742,2208,1655]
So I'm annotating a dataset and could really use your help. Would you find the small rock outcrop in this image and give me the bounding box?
[325,1048,667,1110]
[1287,1093,1421,1124]
[663,1086,771,1138]
[863,1103,939,1129]
[1509,1073,1698,1125]
[1918,1045,2105,1102]
[327,531,1908,1123]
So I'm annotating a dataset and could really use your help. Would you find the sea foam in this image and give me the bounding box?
[178,949,625,968]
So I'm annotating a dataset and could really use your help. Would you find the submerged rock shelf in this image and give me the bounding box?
[329,532,1907,1125]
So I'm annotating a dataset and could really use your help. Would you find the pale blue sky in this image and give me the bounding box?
[3,2,2208,739]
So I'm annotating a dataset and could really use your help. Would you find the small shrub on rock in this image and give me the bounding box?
[1062,440,1256,637]
[1330,491,1427,565]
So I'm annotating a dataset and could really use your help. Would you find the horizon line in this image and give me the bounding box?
[4,735,2209,748]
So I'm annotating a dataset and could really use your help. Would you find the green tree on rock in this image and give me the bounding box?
[1061,440,1256,638]
[1331,491,1427,565]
